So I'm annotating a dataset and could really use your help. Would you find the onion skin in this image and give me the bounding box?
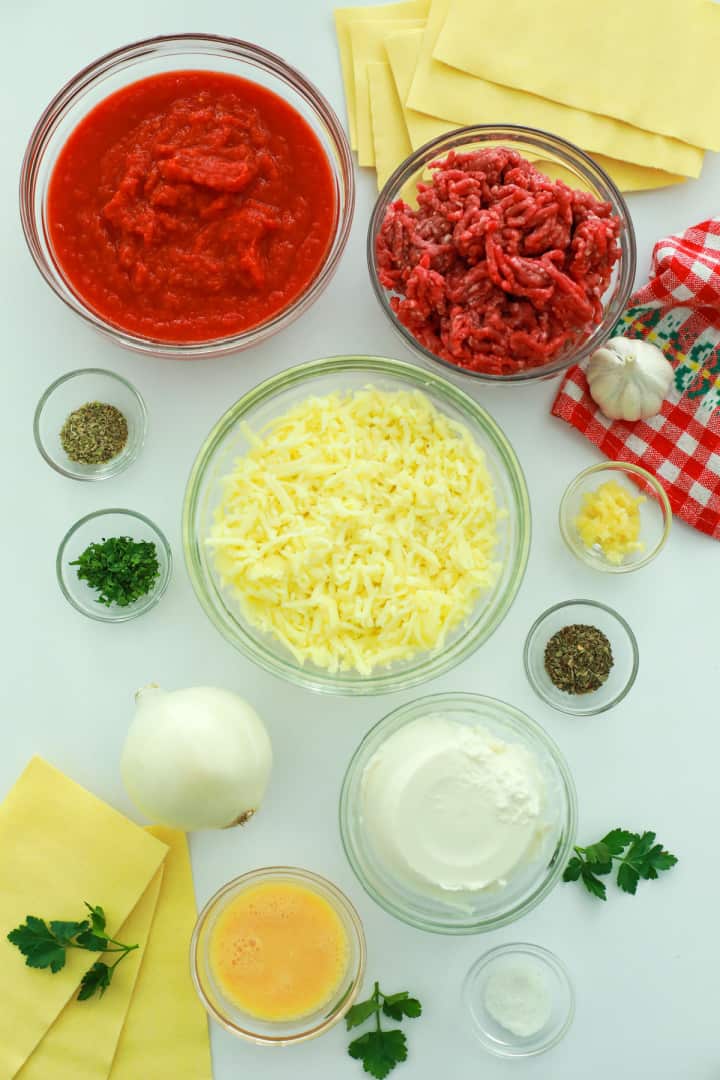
[121,685,272,831]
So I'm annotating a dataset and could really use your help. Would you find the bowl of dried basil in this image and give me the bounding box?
[34,368,147,481]
[523,600,639,716]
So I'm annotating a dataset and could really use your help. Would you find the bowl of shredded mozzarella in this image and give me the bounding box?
[183,355,530,694]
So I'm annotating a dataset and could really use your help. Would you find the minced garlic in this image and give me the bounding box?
[574,479,645,565]
[207,388,504,674]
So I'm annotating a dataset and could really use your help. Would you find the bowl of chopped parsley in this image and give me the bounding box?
[56,509,172,621]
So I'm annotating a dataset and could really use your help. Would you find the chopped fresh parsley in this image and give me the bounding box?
[71,536,160,607]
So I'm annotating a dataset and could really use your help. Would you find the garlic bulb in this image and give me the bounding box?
[121,685,272,830]
[586,337,673,422]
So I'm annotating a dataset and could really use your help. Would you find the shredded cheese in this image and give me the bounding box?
[207,388,504,674]
[574,479,645,565]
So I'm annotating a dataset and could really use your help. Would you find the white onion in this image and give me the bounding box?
[121,684,272,830]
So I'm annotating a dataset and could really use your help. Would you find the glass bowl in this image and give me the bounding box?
[463,943,574,1057]
[190,867,366,1046]
[524,599,639,716]
[367,124,636,384]
[34,368,147,480]
[339,693,577,934]
[57,508,172,621]
[559,461,671,573]
[20,34,354,359]
[182,355,531,695]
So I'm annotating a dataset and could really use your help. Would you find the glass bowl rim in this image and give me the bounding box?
[56,507,173,621]
[338,691,578,933]
[182,354,531,694]
[34,367,148,480]
[559,459,672,573]
[523,598,640,715]
[367,122,637,384]
[462,940,575,1057]
[189,865,366,1045]
[19,32,355,358]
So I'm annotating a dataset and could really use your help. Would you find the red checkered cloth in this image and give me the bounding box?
[552,218,720,539]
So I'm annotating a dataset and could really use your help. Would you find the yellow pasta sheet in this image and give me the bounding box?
[109,828,212,1080]
[435,0,720,152]
[334,0,429,147]
[0,758,167,1078]
[387,29,685,193]
[350,16,426,166]
[368,61,412,188]
[409,0,703,176]
[17,871,163,1080]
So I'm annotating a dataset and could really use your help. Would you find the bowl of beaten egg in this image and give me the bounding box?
[183,356,530,693]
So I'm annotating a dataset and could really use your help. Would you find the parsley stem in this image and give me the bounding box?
[374,982,381,1033]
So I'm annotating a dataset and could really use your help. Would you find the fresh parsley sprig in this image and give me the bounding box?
[8,902,138,1001]
[346,982,422,1079]
[564,828,678,901]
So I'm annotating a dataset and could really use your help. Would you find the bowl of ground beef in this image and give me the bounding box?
[369,126,636,382]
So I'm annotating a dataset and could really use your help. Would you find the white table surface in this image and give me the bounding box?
[3,1,718,1077]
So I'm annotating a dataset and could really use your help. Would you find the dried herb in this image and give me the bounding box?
[544,623,613,694]
[71,536,160,607]
[60,401,128,464]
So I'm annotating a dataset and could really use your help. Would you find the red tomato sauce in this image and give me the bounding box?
[48,71,337,344]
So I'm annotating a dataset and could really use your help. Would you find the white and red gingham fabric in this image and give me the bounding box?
[552,218,720,539]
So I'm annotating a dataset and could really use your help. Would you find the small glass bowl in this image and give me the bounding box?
[463,943,574,1057]
[368,124,636,384]
[34,368,147,481]
[190,867,366,1046]
[339,693,577,934]
[20,34,353,359]
[56,509,172,621]
[524,600,638,716]
[559,461,671,573]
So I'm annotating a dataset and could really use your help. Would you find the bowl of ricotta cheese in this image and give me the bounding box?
[339,693,577,934]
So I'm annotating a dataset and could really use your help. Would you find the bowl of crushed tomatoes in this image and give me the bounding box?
[20,34,354,358]
[368,125,636,383]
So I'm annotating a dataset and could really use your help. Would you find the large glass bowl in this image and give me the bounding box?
[368,125,636,384]
[20,34,354,359]
[339,693,577,934]
[183,355,530,694]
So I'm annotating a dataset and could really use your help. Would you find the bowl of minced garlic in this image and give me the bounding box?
[559,461,671,573]
[183,356,531,694]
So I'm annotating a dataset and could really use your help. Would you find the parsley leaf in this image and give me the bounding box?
[565,829,677,901]
[78,961,112,1001]
[347,981,421,1078]
[348,1031,407,1079]
[580,864,608,901]
[346,998,381,1030]
[85,903,107,936]
[7,903,139,1001]
[8,917,67,973]
[49,920,90,944]
[382,993,422,1021]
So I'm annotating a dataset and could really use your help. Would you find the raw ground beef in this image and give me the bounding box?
[375,148,623,375]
